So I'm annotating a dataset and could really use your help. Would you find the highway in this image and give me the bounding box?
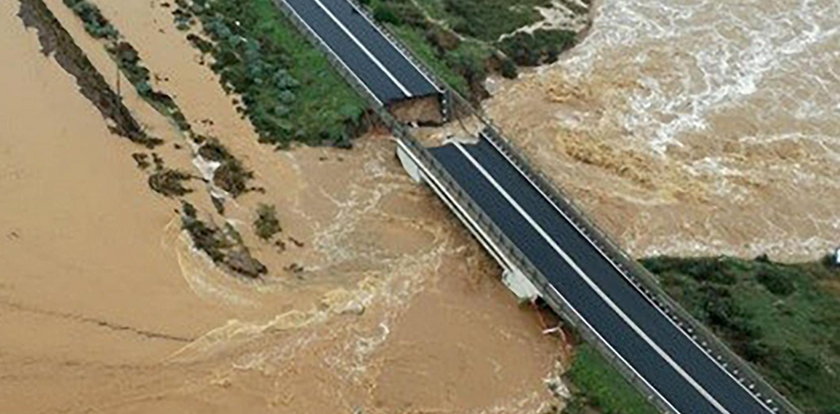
[429,134,774,414]
[276,0,787,412]
[280,0,440,105]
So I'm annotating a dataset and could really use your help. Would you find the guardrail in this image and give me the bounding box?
[275,1,680,403]
[341,0,455,120]
[394,132,680,414]
[273,1,799,413]
[447,92,800,414]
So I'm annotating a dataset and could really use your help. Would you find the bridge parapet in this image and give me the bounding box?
[275,1,799,411]
[392,133,680,414]
[447,91,800,414]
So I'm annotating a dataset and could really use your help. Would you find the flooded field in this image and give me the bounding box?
[0,0,563,412]
[4,0,836,411]
[486,0,840,261]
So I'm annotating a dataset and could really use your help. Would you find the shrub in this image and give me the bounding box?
[64,0,118,40]
[148,168,193,197]
[373,4,402,25]
[498,29,576,66]
[189,0,366,147]
[197,138,254,197]
[181,202,267,278]
[254,203,281,240]
[500,57,518,79]
[756,268,796,296]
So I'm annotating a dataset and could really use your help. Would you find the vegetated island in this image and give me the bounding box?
[559,255,839,414]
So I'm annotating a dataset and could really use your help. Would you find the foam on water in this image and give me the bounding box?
[560,0,839,153]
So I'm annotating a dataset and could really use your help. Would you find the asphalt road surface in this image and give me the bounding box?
[281,0,440,104]
[428,135,775,414]
[277,0,781,411]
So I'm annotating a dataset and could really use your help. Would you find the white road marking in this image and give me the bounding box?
[345,0,442,94]
[309,0,412,97]
[479,131,777,413]
[279,0,383,106]
[398,140,681,413]
[453,141,732,414]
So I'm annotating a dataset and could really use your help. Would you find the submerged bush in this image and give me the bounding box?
[63,0,118,40]
[253,203,281,240]
[148,168,193,197]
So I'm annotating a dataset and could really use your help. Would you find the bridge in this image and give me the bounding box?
[275,0,799,413]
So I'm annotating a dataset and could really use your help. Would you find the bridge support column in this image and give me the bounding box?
[502,267,541,303]
[396,144,424,183]
[396,142,542,304]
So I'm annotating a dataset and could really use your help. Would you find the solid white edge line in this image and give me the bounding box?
[401,140,682,414]
[453,141,731,414]
[345,0,443,94]
[309,0,412,97]
[394,141,515,272]
[479,131,777,414]
[279,0,383,106]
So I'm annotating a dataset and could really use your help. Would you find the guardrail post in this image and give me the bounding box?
[272,2,799,412]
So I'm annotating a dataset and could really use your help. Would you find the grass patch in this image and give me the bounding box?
[641,255,840,413]
[564,344,658,414]
[184,0,368,147]
[363,0,588,100]
[436,0,551,42]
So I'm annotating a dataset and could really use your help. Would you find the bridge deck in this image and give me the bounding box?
[275,0,789,410]
[280,0,440,104]
[428,136,772,414]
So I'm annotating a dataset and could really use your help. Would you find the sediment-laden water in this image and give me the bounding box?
[0,0,564,412]
[487,0,840,261]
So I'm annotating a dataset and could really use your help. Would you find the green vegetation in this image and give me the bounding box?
[20,0,158,147]
[363,0,587,100]
[437,0,551,42]
[181,0,368,147]
[148,168,194,197]
[641,255,840,413]
[181,202,267,278]
[62,0,117,39]
[564,344,658,414]
[253,203,282,240]
[63,0,192,132]
[498,29,577,66]
[196,137,254,197]
[62,0,256,201]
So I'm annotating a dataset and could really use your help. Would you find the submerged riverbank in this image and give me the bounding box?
[0,0,568,412]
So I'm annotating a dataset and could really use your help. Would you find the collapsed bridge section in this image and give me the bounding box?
[278,0,448,124]
[274,0,801,412]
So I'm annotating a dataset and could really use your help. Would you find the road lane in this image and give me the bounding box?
[429,142,723,414]
[316,0,438,96]
[282,0,439,104]
[463,135,772,414]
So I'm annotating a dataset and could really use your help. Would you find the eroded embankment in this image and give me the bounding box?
[17,0,159,147]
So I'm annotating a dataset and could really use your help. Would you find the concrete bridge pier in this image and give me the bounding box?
[396,141,541,303]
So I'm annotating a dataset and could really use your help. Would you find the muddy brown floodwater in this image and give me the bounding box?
[0,0,565,412]
[485,0,840,262]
